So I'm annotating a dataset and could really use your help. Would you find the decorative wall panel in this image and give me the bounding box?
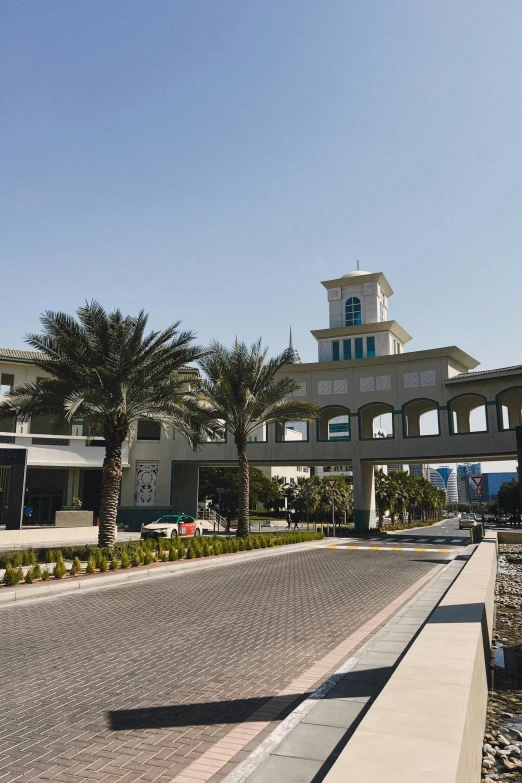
[135,463,159,506]
[360,377,375,392]
[404,372,419,388]
[333,379,348,395]
[318,381,332,395]
[420,370,436,387]
[376,375,391,391]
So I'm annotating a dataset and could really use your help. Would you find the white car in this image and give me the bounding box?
[141,514,202,540]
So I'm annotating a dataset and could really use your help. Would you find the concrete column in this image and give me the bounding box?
[170,462,199,517]
[406,413,421,437]
[455,409,471,433]
[516,426,522,513]
[508,403,522,429]
[353,460,376,531]
[66,468,81,506]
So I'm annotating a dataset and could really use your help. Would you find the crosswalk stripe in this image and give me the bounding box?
[326,545,451,553]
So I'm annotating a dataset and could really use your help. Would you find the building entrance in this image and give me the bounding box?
[25,468,67,525]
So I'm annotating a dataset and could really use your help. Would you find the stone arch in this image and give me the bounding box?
[448,393,488,434]
[402,398,440,437]
[316,405,350,442]
[496,387,522,431]
[358,402,394,440]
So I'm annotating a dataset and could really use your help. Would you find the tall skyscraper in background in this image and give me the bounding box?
[429,466,458,503]
[410,464,429,480]
[457,464,482,502]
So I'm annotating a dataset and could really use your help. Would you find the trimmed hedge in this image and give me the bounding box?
[1,531,324,585]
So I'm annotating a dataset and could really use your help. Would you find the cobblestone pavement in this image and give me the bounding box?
[2,547,443,782]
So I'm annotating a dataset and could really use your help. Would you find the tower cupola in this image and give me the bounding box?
[311,270,412,362]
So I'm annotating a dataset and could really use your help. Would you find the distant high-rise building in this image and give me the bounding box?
[429,466,458,503]
[457,464,482,502]
[410,464,429,480]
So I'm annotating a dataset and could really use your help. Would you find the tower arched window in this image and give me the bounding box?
[345,297,362,326]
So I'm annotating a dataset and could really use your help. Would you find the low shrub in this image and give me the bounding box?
[32,564,41,580]
[70,556,82,576]
[99,555,108,573]
[120,552,131,569]
[46,550,57,563]
[168,546,178,561]
[24,570,33,584]
[186,546,194,559]
[41,568,50,581]
[143,550,153,565]
[4,565,23,586]
[161,550,169,562]
[54,560,67,579]
[10,551,22,567]
[110,557,119,570]
[131,550,142,567]
[86,558,96,574]
[22,549,37,566]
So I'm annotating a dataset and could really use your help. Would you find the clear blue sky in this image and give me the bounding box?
[2,1,522,470]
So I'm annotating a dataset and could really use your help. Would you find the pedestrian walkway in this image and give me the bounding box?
[0,545,450,783]
[222,547,473,783]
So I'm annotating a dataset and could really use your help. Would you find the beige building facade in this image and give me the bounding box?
[1,270,522,530]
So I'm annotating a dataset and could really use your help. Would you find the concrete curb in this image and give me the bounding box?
[0,538,329,607]
[323,533,498,783]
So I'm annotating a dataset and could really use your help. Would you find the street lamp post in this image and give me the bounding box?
[327,479,337,539]
[305,483,310,533]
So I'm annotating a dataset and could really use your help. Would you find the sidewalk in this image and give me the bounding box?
[216,547,473,783]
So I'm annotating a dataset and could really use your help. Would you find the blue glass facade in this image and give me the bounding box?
[482,472,518,502]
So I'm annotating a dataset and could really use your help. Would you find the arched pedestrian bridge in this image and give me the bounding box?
[165,348,522,529]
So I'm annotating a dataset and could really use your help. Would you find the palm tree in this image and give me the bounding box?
[0,303,207,547]
[198,340,318,537]
[374,469,390,529]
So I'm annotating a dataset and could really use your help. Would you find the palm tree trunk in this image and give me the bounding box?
[99,433,124,547]
[236,435,250,537]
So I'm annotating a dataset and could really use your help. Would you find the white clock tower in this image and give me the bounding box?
[311,270,412,362]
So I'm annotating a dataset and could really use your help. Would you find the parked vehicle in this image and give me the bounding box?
[141,514,202,540]
[459,514,476,530]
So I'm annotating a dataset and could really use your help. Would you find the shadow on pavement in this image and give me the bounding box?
[108,693,308,730]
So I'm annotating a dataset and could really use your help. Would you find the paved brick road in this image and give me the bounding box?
[1,547,442,782]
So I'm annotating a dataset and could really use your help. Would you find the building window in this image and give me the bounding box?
[0,373,14,395]
[137,419,161,441]
[367,336,376,358]
[355,337,363,359]
[379,299,384,322]
[332,341,340,361]
[343,340,351,360]
[345,297,362,327]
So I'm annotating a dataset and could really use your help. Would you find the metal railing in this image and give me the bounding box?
[197,508,227,532]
